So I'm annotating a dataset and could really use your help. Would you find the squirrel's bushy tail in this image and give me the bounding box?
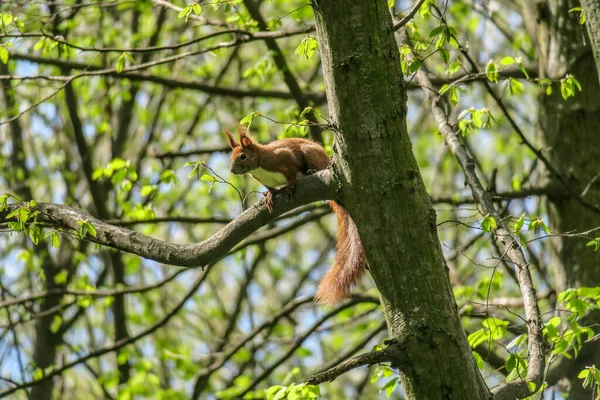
[315,201,366,305]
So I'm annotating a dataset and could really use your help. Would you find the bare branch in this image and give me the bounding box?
[6,53,326,103]
[305,348,391,385]
[0,170,336,267]
[393,0,427,31]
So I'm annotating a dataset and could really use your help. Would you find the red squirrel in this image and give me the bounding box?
[224,125,366,304]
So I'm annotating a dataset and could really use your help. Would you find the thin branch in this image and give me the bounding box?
[0,27,314,53]
[0,265,212,398]
[0,269,188,311]
[446,25,600,216]
[6,53,326,103]
[305,348,391,385]
[238,297,380,397]
[400,29,545,399]
[152,145,232,160]
[393,0,427,31]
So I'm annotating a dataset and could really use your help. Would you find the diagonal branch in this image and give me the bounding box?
[1,170,336,267]
[400,32,545,400]
[305,348,392,385]
[393,0,427,31]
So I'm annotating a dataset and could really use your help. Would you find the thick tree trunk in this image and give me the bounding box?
[580,0,600,82]
[527,1,600,398]
[312,1,491,398]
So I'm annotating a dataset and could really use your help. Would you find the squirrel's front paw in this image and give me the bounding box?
[263,190,274,212]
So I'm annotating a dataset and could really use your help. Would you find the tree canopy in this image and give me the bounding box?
[0,0,599,399]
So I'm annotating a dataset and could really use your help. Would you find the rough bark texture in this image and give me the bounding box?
[527,1,600,398]
[312,1,491,399]
[580,0,600,82]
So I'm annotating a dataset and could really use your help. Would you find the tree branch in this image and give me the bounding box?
[0,264,212,398]
[1,170,336,267]
[305,348,391,385]
[393,0,427,31]
[400,31,545,400]
[6,53,326,103]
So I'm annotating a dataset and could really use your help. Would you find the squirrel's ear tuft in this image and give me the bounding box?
[237,125,254,148]
[224,128,239,148]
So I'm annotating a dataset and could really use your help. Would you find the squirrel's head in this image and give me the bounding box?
[224,125,260,175]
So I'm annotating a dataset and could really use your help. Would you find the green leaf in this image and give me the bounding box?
[92,168,105,180]
[160,169,180,184]
[28,225,40,245]
[513,214,525,233]
[51,231,61,248]
[240,111,259,126]
[439,48,449,64]
[578,368,590,379]
[86,222,97,238]
[529,217,550,234]
[300,107,313,118]
[266,386,286,400]
[200,174,217,182]
[140,185,155,196]
[0,194,8,212]
[32,368,44,380]
[122,180,133,192]
[500,56,515,65]
[54,269,68,285]
[296,347,312,358]
[50,315,62,333]
[188,164,199,179]
[0,47,9,64]
[508,78,523,95]
[34,38,46,52]
[0,13,14,26]
[408,58,421,73]
[586,239,600,251]
[124,52,135,64]
[117,351,129,365]
[472,351,484,369]
[486,60,498,83]
[178,5,192,20]
[517,61,530,80]
[481,215,497,233]
[381,377,398,398]
[446,60,462,76]
[468,329,487,348]
[429,25,445,38]
[295,36,319,59]
[116,54,125,73]
[505,353,528,381]
[569,7,586,24]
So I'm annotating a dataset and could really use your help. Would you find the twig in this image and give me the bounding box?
[305,348,391,385]
[393,0,427,31]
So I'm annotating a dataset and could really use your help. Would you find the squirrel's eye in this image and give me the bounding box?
[240,153,247,160]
